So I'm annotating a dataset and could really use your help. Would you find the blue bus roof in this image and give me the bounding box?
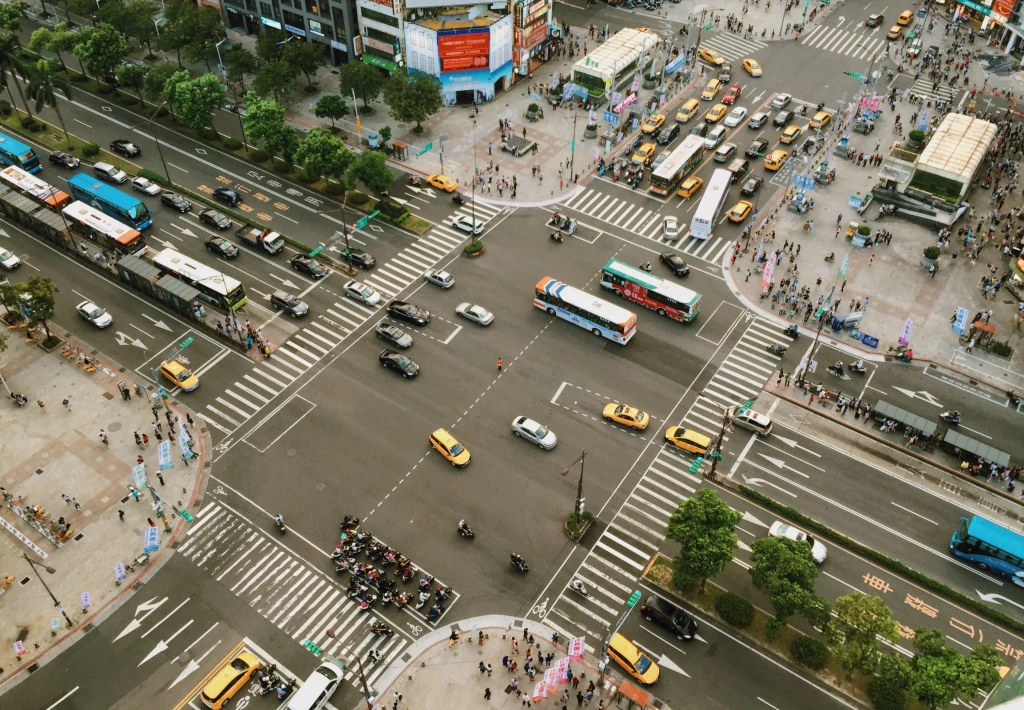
[68,173,145,214]
[0,131,33,154]
[966,516,1024,559]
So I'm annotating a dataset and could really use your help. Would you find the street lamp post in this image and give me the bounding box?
[560,450,587,528]
[315,193,360,277]
[215,38,229,82]
[22,553,74,628]
[569,112,578,183]
[131,101,172,185]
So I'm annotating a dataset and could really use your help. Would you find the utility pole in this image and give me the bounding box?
[22,553,74,628]
[132,101,172,185]
[560,450,586,527]
[324,631,375,710]
[569,112,578,182]
[796,302,837,388]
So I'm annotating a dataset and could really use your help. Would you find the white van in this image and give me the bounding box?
[734,410,772,436]
[286,661,342,710]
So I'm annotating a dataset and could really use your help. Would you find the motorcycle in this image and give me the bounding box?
[824,252,835,263]
[435,585,452,602]
[397,566,414,583]
[426,603,446,621]
[784,325,799,338]
[816,100,825,111]
[1009,391,1020,406]
[372,621,393,637]
[347,582,368,599]
[896,350,914,363]
[408,175,423,186]
[418,574,435,591]
[849,360,866,374]
[569,579,589,597]
[453,194,465,206]
[415,591,430,610]
[274,516,286,534]
[394,591,412,608]
[797,104,807,116]
[359,594,378,611]
[549,215,571,230]
[510,554,529,573]
[550,231,564,243]
[381,550,398,567]
[331,544,347,562]
[335,560,353,575]
[274,678,296,702]
[458,523,475,538]
[827,363,847,378]
[10,393,27,408]
[341,515,360,531]
[766,343,788,356]
[940,411,961,425]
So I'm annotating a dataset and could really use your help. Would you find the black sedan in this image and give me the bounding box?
[212,187,242,207]
[110,139,141,157]
[379,349,419,378]
[161,192,192,213]
[375,321,413,348]
[199,208,232,231]
[740,176,764,197]
[346,248,376,269]
[49,151,79,169]
[386,300,431,326]
[746,138,769,158]
[205,235,239,259]
[290,254,328,279]
[660,252,691,277]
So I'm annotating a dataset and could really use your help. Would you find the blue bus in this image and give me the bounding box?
[0,131,41,173]
[951,516,1024,586]
[67,173,152,229]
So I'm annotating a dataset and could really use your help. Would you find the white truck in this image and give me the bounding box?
[235,225,284,254]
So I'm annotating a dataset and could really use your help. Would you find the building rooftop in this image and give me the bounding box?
[572,27,660,77]
[916,113,997,182]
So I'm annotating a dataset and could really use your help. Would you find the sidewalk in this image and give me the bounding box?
[365,615,637,710]
[0,331,209,687]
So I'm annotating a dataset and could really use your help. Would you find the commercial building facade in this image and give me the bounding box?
[220,0,360,66]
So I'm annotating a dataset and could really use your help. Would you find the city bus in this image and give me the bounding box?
[150,248,248,311]
[649,135,705,196]
[950,515,1024,585]
[67,173,153,230]
[600,259,701,322]
[62,201,146,256]
[0,165,71,211]
[534,276,637,344]
[688,168,732,240]
[0,131,41,173]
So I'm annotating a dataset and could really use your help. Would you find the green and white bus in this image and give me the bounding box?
[599,259,701,322]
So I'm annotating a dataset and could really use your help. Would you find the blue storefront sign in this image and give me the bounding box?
[440,61,513,101]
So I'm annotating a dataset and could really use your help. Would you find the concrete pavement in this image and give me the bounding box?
[0,327,209,687]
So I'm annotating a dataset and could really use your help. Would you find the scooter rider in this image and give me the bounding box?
[458,519,471,534]
[274,514,284,527]
[832,361,845,377]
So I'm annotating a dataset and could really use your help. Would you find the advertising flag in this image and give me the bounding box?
[568,636,585,661]
[760,251,778,289]
[898,318,914,346]
[157,440,173,470]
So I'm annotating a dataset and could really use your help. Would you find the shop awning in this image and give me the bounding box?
[943,429,1011,467]
[872,400,938,437]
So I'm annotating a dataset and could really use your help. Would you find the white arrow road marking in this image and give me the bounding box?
[758,454,786,468]
[142,314,172,331]
[892,386,943,407]
[114,596,168,641]
[170,639,223,688]
[977,591,1024,611]
[407,185,423,194]
[771,434,822,457]
[658,653,689,676]
[114,331,147,349]
[268,273,301,289]
[171,223,197,239]
[0,228,8,238]
[139,619,194,666]
[741,510,769,528]
[736,538,753,554]
[172,622,220,663]
[140,597,190,638]
[388,196,409,205]
[742,474,797,497]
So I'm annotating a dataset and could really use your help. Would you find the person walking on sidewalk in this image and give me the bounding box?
[99,430,109,447]
[62,493,71,505]
[62,398,71,411]
[142,433,150,447]
[129,485,140,502]
[134,432,143,449]
[118,509,125,522]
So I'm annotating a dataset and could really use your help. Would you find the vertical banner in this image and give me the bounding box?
[144,526,159,554]
[545,668,558,685]
[555,657,571,682]
[131,463,149,491]
[532,681,550,701]
[158,440,174,470]
[568,636,585,661]
[177,429,194,459]
[80,591,91,610]
[898,318,914,346]
[952,307,969,335]
[114,562,126,583]
[838,252,850,280]
[760,251,778,289]
[631,72,641,93]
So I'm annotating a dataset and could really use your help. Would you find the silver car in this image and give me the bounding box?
[76,300,113,328]
[512,416,558,450]
[771,93,792,110]
[455,302,494,326]
[343,279,380,306]
[424,269,455,288]
[131,176,161,196]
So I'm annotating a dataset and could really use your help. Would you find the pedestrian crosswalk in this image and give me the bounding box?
[200,200,505,435]
[700,34,768,62]
[178,501,410,687]
[532,317,788,650]
[557,187,737,266]
[906,77,958,104]
[799,25,891,61]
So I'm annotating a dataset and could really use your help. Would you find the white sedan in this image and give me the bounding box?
[131,176,161,196]
[0,247,21,270]
[512,416,558,450]
[452,215,485,236]
[455,302,494,326]
[76,300,113,328]
[768,521,827,564]
[424,269,455,289]
[342,279,381,306]
[724,106,748,127]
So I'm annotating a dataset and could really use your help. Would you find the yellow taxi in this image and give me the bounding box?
[699,48,726,65]
[780,124,802,144]
[631,142,657,165]
[641,113,666,135]
[742,58,762,77]
[700,78,722,100]
[602,403,649,430]
[706,103,728,123]
[429,428,471,467]
[887,25,903,39]
[607,633,659,685]
[810,111,831,129]
[201,651,260,709]
[676,98,700,123]
[897,9,913,25]
[426,174,458,192]
[664,427,712,454]
[727,200,754,222]
[159,359,199,392]
[677,175,703,198]
[765,149,789,171]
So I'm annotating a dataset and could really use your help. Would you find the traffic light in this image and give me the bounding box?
[710,450,723,461]
[738,400,753,414]
[689,456,704,473]
[627,590,642,607]
[302,639,323,657]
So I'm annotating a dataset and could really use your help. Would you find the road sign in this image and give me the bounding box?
[356,209,381,230]
[603,111,619,126]
[309,245,324,257]
[738,400,753,414]
[50,617,61,633]
[416,141,434,157]
[689,456,704,473]
[794,174,815,191]
[571,139,576,153]
[627,590,642,607]
[178,337,193,349]
[703,23,713,29]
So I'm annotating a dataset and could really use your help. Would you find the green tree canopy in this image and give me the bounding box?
[26,58,74,146]
[116,62,149,104]
[144,62,179,103]
[313,94,349,128]
[338,61,381,109]
[826,592,898,676]
[102,0,158,56]
[256,28,289,63]
[71,26,128,87]
[666,488,741,592]
[0,2,28,32]
[283,40,324,88]
[243,94,299,162]
[20,276,59,340]
[181,5,226,72]
[749,536,822,623]
[253,60,295,104]
[29,23,84,74]
[294,127,355,181]
[382,69,443,132]
[157,0,200,67]
[908,629,1002,708]
[0,31,32,121]
[160,68,190,119]
[224,45,257,94]
[175,73,227,132]
[349,150,393,194]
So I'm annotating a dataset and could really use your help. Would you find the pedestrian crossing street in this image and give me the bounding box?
[557,187,736,266]
[699,34,769,63]
[200,200,505,435]
[799,24,892,61]
[534,317,789,650]
[178,501,410,688]
[906,77,959,104]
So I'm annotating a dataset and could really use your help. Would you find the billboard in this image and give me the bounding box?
[438,30,490,72]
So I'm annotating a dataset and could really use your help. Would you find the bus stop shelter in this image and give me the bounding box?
[872,400,938,437]
[942,429,1011,467]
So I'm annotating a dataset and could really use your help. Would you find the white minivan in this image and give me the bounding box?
[286,661,342,710]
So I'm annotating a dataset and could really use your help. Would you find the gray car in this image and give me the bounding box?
[771,93,792,110]
[270,290,308,317]
[375,321,413,348]
[774,110,793,127]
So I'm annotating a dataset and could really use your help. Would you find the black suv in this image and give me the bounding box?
[655,124,680,146]
[161,192,192,213]
[270,290,308,317]
[110,139,141,157]
[346,248,376,269]
[640,596,697,640]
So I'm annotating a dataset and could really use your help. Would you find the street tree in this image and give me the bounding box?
[253,60,295,104]
[294,127,355,181]
[102,0,158,58]
[825,592,898,676]
[313,93,349,129]
[20,276,58,342]
[29,24,84,74]
[0,2,28,32]
[749,535,822,623]
[908,628,1002,709]
[243,94,299,163]
[349,149,393,195]
[665,488,741,592]
[283,40,324,89]
[160,69,190,120]
[71,26,128,88]
[175,73,226,133]
[256,28,289,63]
[868,654,912,710]
[382,69,442,133]
[157,0,197,68]
[26,59,74,147]
[224,45,257,95]
[338,61,381,111]
[181,5,226,73]
[144,62,178,103]
[0,32,33,122]
[116,62,149,105]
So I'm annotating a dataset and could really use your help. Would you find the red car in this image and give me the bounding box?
[722,85,742,105]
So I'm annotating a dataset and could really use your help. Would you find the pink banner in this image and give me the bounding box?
[760,251,778,289]
[898,318,913,346]
[532,681,551,701]
[555,657,571,683]
[545,668,558,685]
[568,636,585,661]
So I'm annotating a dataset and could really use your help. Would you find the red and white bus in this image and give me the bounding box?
[599,259,701,322]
